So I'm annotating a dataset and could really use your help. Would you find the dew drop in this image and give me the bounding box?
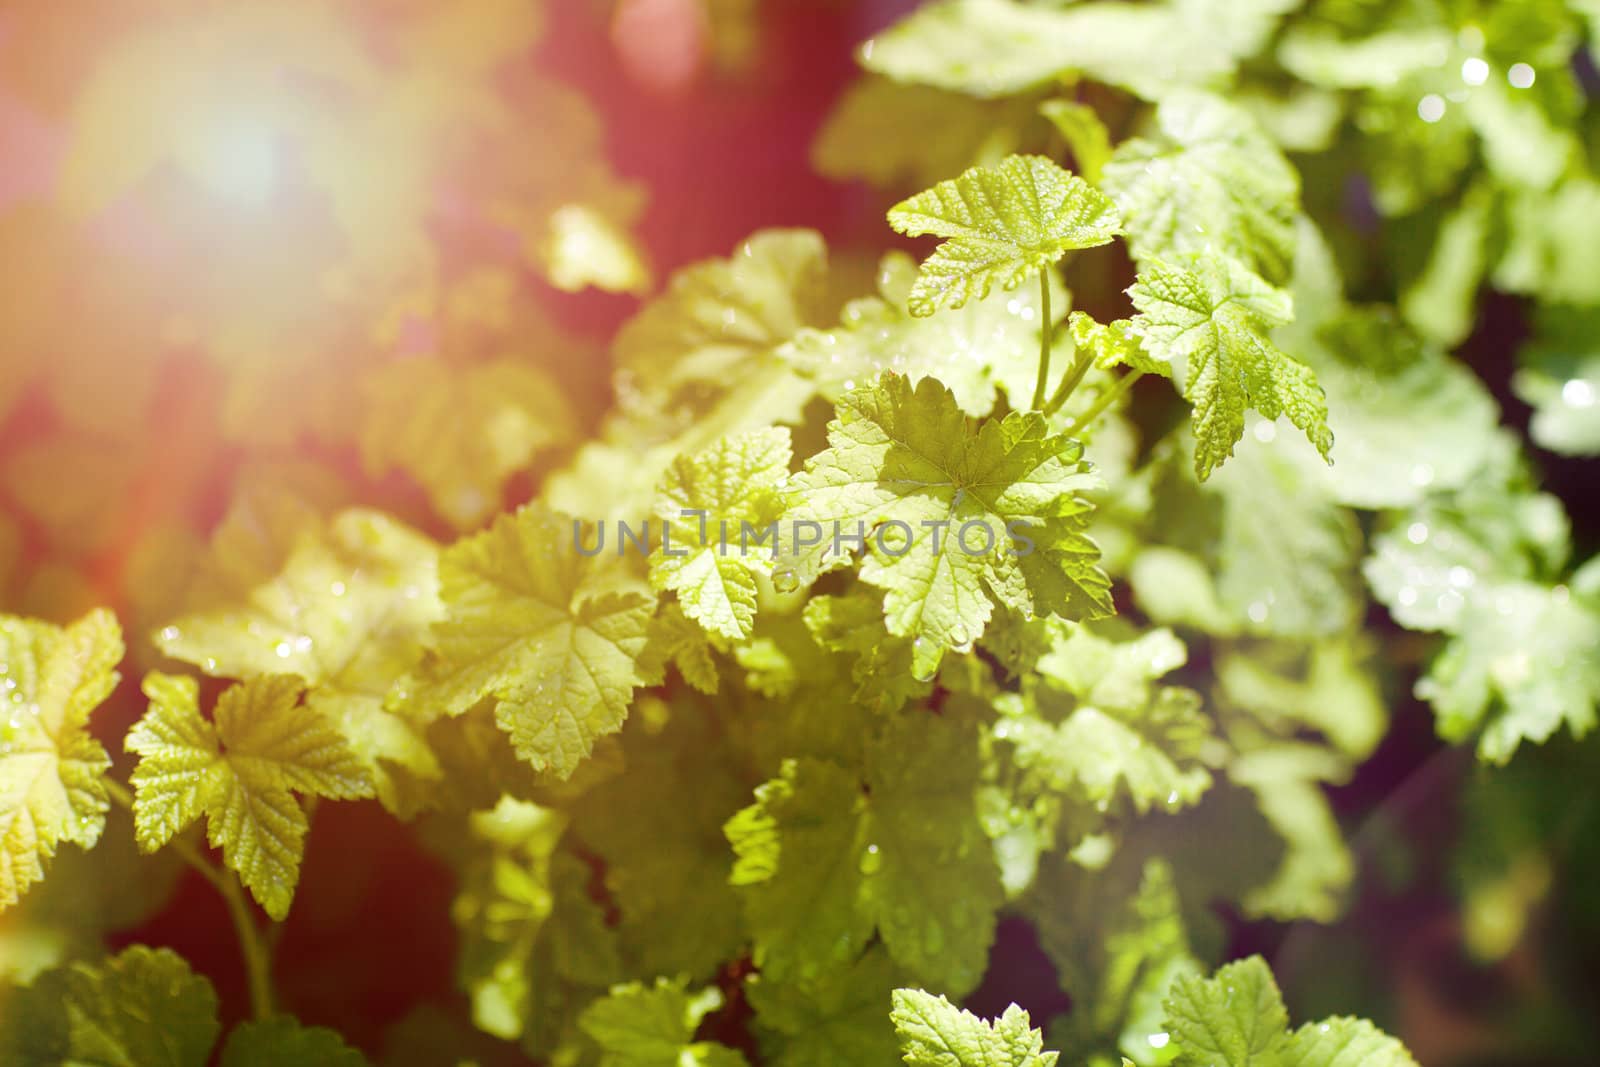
[159,625,181,643]
[274,641,293,658]
[1562,378,1595,408]
[1406,522,1429,545]
[771,565,799,594]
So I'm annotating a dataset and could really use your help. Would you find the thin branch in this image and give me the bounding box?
[1059,370,1145,436]
[1041,347,1094,417]
[105,778,276,1020]
[1030,268,1053,411]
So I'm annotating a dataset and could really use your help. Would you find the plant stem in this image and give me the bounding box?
[1041,347,1094,417]
[1059,370,1145,436]
[105,779,276,1021]
[1031,268,1052,411]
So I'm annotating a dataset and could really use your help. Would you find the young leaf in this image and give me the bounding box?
[0,608,122,911]
[860,0,1268,101]
[649,428,793,641]
[814,76,1038,191]
[747,947,905,1067]
[572,714,750,980]
[1130,252,1332,481]
[612,229,829,431]
[891,988,1059,1067]
[219,1017,370,1067]
[1162,956,1289,1066]
[1103,92,1299,282]
[578,977,750,1067]
[1028,858,1200,1064]
[1513,307,1600,457]
[1281,1017,1419,1067]
[0,945,220,1066]
[1067,312,1172,378]
[779,250,1067,418]
[786,375,1111,678]
[126,673,374,920]
[1039,101,1113,186]
[887,155,1121,316]
[358,357,577,529]
[725,713,1004,996]
[1159,956,1419,1066]
[1419,581,1600,764]
[157,509,444,816]
[414,503,655,779]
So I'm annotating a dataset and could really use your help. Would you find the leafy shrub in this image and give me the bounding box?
[2,1,1598,1064]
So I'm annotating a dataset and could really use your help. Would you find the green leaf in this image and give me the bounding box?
[157,508,444,817]
[578,977,750,1067]
[649,428,792,640]
[1040,101,1113,186]
[726,713,1003,995]
[803,590,931,714]
[747,947,904,1067]
[1363,472,1570,634]
[996,625,1217,819]
[219,1017,370,1067]
[638,602,720,695]
[0,945,220,1066]
[572,709,749,980]
[891,988,1060,1067]
[1130,252,1332,481]
[414,503,655,779]
[860,0,1284,102]
[887,155,1121,316]
[1162,956,1288,1066]
[1217,638,1387,761]
[1281,1017,1419,1067]
[1300,309,1500,509]
[447,798,618,1050]
[1158,956,1420,1066]
[1037,623,1188,715]
[0,609,122,911]
[126,673,373,920]
[537,203,653,297]
[1495,174,1600,306]
[786,375,1111,678]
[814,76,1039,191]
[1046,692,1215,816]
[612,229,829,436]
[1420,581,1600,764]
[1068,312,1172,379]
[1513,307,1600,457]
[359,357,577,530]
[1399,182,1492,348]
[1103,92,1299,283]
[779,251,1068,418]
[1227,743,1357,922]
[1032,858,1200,1067]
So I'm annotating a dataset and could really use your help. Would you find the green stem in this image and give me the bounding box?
[1031,269,1053,411]
[1042,347,1094,417]
[106,780,276,1021]
[1059,370,1145,436]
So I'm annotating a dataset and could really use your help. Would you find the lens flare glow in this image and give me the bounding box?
[190,120,279,205]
